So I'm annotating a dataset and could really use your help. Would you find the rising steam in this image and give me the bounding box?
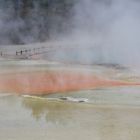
[0,0,140,67]
[68,0,140,67]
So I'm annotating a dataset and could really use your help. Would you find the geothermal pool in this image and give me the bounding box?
[1,89,140,140]
[0,60,140,140]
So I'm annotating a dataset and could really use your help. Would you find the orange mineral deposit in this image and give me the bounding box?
[0,71,139,95]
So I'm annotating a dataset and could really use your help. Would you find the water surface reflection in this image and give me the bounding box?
[0,89,140,140]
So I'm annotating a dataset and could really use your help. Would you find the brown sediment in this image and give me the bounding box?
[0,70,139,95]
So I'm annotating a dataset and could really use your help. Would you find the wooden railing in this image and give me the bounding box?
[0,43,98,60]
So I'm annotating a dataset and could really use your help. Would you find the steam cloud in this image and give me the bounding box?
[0,0,140,67]
[70,0,140,67]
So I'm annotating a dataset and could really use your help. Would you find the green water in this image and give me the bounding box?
[0,61,140,140]
[0,87,140,140]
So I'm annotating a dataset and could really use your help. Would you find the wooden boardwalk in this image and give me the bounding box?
[0,41,99,60]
